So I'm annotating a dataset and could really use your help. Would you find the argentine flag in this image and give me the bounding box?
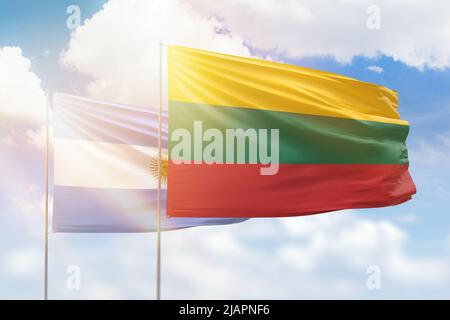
[52,93,247,232]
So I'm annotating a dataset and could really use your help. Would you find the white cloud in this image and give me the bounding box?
[0,135,16,146]
[85,284,123,300]
[0,47,46,124]
[59,0,450,109]
[385,253,448,284]
[161,213,450,299]
[394,214,417,224]
[11,184,45,217]
[42,49,51,59]
[278,214,449,285]
[190,0,450,70]
[61,0,251,107]
[0,47,47,148]
[367,65,384,73]
[9,184,48,238]
[2,212,444,299]
[2,247,41,279]
[25,125,47,149]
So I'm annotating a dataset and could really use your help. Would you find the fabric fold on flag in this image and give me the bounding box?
[52,92,247,232]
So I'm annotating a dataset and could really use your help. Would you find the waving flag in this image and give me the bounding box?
[52,93,247,232]
[167,46,416,218]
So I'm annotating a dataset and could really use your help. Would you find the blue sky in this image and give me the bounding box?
[1,0,450,299]
[0,0,105,90]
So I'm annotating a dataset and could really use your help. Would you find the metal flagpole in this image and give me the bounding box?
[44,90,51,300]
[156,42,163,300]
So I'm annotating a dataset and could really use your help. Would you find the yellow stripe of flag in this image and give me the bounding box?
[168,45,408,126]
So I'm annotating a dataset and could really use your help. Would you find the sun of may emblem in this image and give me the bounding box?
[150,151,168,185]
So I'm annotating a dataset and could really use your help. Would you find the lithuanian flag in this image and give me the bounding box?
[167,45,416,218]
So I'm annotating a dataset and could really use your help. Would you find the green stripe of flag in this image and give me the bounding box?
[169,101,410,164]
